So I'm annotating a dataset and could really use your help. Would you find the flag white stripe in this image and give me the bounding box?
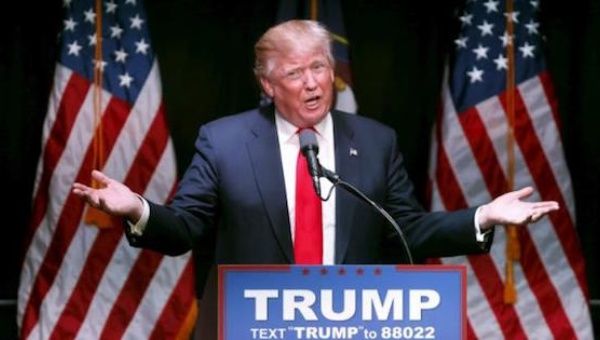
[121,140,182,339]
[440,81,556,338]
[476,88,591,338]
[440,82,490,206]
[18,80,111,328]
[430,182,504,339]
[48,62,164,338]
[74,238,141,340]
[82,140,176,339]
[518,76,576,221]
[33,65,73,197]
[473,96,553,338]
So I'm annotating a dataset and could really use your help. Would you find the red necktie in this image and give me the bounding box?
[294,146,323,264]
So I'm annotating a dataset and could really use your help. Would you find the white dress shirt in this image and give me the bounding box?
[275,112,336,265]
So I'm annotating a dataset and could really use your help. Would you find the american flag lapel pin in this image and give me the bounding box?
[349,148,358,157]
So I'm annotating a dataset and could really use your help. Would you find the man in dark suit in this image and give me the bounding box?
[73,19,558,337]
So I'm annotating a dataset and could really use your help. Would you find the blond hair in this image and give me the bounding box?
[254,20,334,78]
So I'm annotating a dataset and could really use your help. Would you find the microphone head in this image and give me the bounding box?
[299,129,319,154]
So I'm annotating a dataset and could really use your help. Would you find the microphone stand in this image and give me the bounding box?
[320,167,414,265]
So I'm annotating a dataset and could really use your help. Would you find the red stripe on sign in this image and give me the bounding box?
[21,95,131,340]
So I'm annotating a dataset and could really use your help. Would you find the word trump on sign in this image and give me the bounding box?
[244,289,440,321]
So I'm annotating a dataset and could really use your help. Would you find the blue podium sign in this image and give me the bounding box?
[219,265,466,340]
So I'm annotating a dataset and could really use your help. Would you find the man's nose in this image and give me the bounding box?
[303,71,318,89]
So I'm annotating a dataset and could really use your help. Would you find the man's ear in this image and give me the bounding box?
[259,76,274,97]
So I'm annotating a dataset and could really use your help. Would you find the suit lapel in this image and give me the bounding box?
[246,108,294,262]
[332,112,360,264]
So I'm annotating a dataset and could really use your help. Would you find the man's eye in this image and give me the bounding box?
[286,70,301,79]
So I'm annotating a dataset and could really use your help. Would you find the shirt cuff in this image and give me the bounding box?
[474,206,492,243]
[127,195,149,236]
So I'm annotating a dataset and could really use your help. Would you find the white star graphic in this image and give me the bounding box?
[530,0,539,9]
[483,0,499,13]
[494,54,508,70]
[135,38,149,54]
[110,24,124,39]
[477,20,494,36]
[504,11,520,23]
[459,13,473,26]
[67,41,82,56]
[130,14,144,29]
[454,36,468,49]
[114,48,128,63]
[519,42,535,58]
[472,44,489,60]
[64,17,77,31]
[119,72,134,87]
[467,66,484,83]
[93,59,107,72]
[525,20,540,35]
[87,33,97,46]
[105,0,117,14]
[84,8,96,24]
[499,31,513,47]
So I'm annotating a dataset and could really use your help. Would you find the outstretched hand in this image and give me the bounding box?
[478,187,559,230]
[72,170,143,222]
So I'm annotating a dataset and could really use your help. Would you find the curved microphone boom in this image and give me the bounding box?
[298,129,322,197]
[320,167,414,264]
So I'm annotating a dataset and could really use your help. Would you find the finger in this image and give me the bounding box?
[91,170,112,186]
[513,186,534,199]
[534,201,559,211]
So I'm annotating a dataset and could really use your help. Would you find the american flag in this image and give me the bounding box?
[17,0,196,338]
[428,0,593,338]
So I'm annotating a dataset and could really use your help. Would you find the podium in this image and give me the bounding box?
[218,265,466,340]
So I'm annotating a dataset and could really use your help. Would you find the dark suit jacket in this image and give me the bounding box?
[126,107,492,339]
[126,106,490,267]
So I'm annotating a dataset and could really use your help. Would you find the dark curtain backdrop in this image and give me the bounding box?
[1,0,598,336]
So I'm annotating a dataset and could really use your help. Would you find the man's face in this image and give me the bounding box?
[260,50,335,128]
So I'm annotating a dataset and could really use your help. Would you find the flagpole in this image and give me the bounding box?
[309,0,318,20]
[504,0,519,304]
[85,0,112,228]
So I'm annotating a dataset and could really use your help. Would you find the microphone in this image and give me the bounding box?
[298,129,321,197]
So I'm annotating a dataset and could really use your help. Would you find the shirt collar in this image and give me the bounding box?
[274,111,332,144]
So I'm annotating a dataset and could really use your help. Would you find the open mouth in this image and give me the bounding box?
[305,95,321,109]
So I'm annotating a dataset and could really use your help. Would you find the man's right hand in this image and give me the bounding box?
[72,170,143,223]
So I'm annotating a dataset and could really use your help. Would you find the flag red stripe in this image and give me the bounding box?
[497,90,578,338]
[48,226,122,340]
[149,259,196,340]
[503,89,587,293]
[427,256,477,339]
[539,72,589,299]
[48,103,170,339]
[435,119,528,339]
[25,73,90,253]
[537,72,562,132]
[99,109,172,340]
[457,107,507,197]
[21,95,131,339]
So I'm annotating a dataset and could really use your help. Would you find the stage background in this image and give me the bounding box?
[1,0,598,337]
